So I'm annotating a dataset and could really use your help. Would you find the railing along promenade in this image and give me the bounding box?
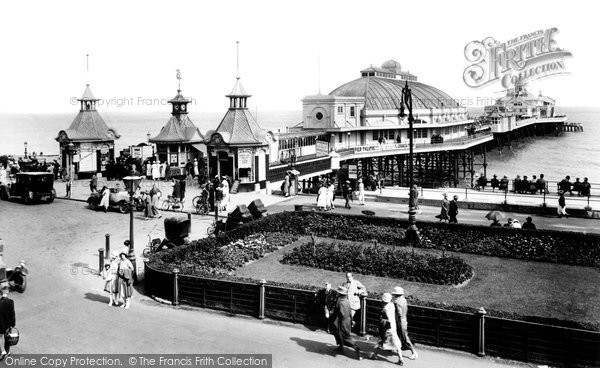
[146,262,600,368]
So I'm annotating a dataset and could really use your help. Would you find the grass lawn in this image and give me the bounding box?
[234,236,600,325]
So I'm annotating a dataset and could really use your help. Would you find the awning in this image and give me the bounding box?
[191,143,206,152]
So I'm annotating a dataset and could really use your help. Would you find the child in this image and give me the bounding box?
[102,264,111,294]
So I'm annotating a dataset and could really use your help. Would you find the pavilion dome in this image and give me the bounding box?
[330,76,461,110]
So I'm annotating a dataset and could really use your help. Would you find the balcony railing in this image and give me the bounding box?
[336,132,493,157]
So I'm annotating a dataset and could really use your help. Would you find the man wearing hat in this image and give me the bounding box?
[331,286,362,360]
[392,287,418,360]
[342,180,352,209]
[449,195,459,223]
[0,288,16,360]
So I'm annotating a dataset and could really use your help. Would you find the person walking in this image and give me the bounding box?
[342,181,351,209]
[64,173,72,198]
[449,195,459,223]
[282,172,290,197]
[558,190,568,218]
[344,272,366,322]
[149,184,162,218]
[522,216,537,230]
[317,183,328,211]
[369,293,403,365]
[151,161,160,181]
[327,181,336,210]
[90,174,98,193]
[436,192,449,221]
[179,178,186,203]
[117,252,134,309]
[99,186,110,213]
[331,286,362,360]
[0,288,16,360]
[193,158,200,178]
[357,178,365,205]
[392,286,418,360]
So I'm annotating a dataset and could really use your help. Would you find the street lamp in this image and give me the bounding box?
[123,175,143,281]
[400,81,420,244]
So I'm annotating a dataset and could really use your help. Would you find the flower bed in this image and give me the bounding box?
[281,240,473,285]
[214,211,600,267]
[150,232,299,276]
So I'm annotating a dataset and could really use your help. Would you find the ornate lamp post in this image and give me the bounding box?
[400,81,420,244]
[123,175,143,281]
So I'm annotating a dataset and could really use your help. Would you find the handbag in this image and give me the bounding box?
[5,327,19,346]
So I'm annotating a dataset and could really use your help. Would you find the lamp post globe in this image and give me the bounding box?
[122,175,143,281]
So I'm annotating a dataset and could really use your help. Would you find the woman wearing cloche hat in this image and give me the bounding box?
[392,286,418,360]
[370,293,403,364]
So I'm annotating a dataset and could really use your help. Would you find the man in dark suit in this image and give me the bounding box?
[449,195,459,223]
[0,288,16,360]
[331,286,362,360]
[317,282,337,333]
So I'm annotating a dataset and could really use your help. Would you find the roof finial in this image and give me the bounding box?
[86,53,90,86]
[176,68,182,92]
[236,41,240,80]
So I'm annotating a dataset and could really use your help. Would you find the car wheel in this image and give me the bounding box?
[88,199,98,210]
[46,196,54,204]
[118,201,129,214]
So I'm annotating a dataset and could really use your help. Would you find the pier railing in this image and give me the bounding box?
[336,132,493,157]
[145,262,600,368]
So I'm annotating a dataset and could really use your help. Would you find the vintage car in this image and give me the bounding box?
[0,172,56,204]
[87,188,131,213]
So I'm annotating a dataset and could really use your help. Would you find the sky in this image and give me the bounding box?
[0,0,596,114]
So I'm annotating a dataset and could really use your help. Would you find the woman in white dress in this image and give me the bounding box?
[370,293,403,365]
[358,178,365,205]
[327,182,336,210]
[317,183,328,210]
[151,161,160,181]
[99,186,110,213]
[221,177,230,211]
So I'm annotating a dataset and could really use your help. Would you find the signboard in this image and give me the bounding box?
[170,153,178,164]
[316,140,329,157]
[178,152,187,164]
[130,145,154,160]
[238,149,253,169]
[348,164,358,179]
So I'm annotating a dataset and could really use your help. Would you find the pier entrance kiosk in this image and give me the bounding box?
[205,77,269,192]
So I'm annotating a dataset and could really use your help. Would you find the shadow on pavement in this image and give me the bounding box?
[290,337,337,357]
[84,292,110,304]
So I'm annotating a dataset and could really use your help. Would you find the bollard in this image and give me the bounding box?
[465,187,468,200]
[476,307,487,356]
[258,279,266,319]
[187,212,192,232]
[172,268,180,306]
[105,234,110,259]
[359,295,367,336]
[504,189,508,205]
[98,248,104,275]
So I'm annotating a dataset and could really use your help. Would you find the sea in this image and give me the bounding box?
[1,107,598,183]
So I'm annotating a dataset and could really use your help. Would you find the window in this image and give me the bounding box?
[350,106,355,117]
[338,133,342,143]
[413,129,428,139]
[316,112,323,120]
[337,106,343,114]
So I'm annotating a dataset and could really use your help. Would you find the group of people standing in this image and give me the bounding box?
[316,179,366,211]
[319,273,418,364]
[103,249,134,309]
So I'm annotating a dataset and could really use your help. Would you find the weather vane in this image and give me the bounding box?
[176,68,182,91]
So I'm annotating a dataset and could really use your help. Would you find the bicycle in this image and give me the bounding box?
[161,195,184,212]
[192,195,210,215]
